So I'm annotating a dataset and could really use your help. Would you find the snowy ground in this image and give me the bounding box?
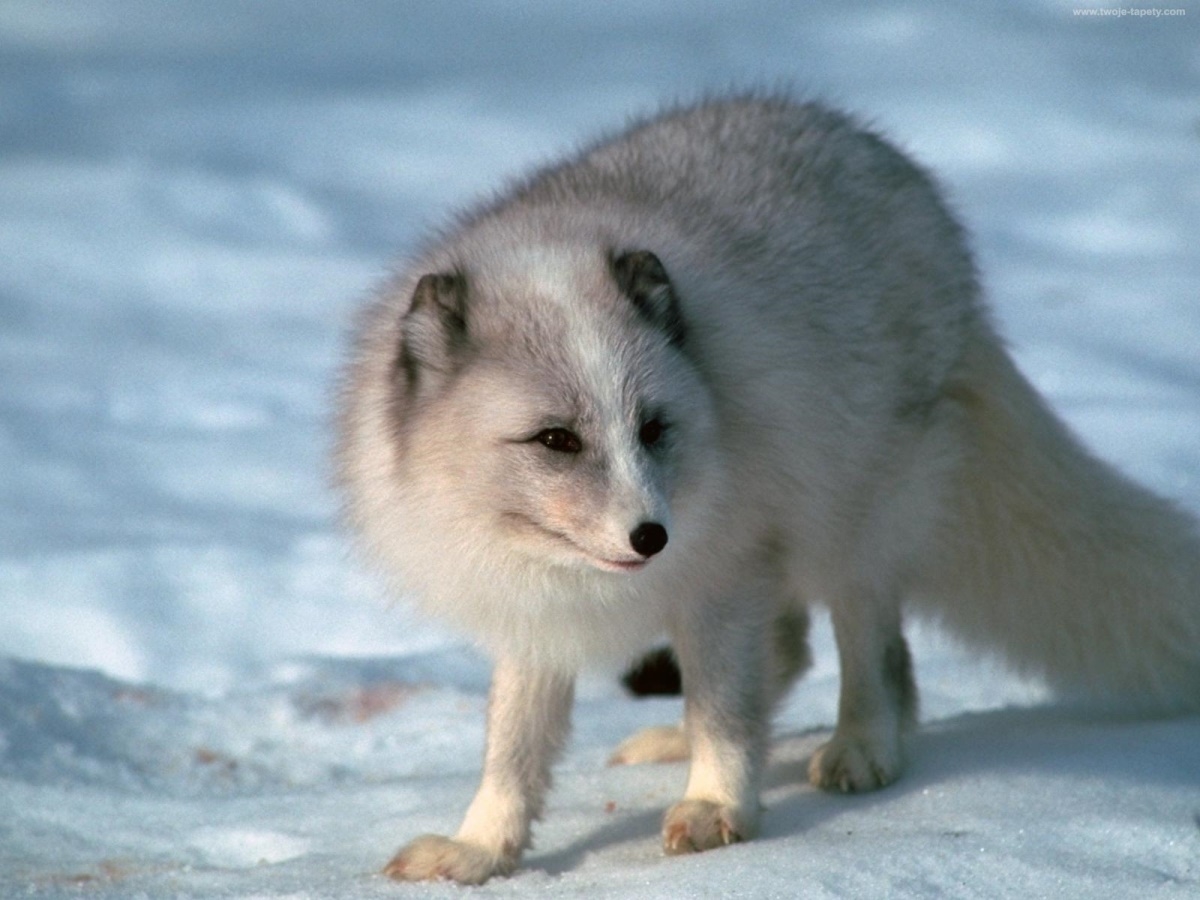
[1,1,1198,897]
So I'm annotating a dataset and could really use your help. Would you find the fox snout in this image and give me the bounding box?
[629,521,668,558]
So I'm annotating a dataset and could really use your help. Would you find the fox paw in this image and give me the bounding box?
[609,724,690,766]
[662,800,752,855]
[808,732,902,793]
[382,834,513,885]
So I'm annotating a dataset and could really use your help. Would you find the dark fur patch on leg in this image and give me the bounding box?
[773,608,813,687]
[884,635,918,726]
[621,646,682,697]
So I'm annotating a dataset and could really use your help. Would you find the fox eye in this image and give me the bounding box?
[639,418,666,448]
[534,427,583,454]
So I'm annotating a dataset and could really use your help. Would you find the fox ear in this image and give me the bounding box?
[398,272,469,383]
[611,250,686,346]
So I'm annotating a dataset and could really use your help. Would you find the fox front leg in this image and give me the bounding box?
[661,590,773,855]
[383,657,574,885]
[808,587,917,792]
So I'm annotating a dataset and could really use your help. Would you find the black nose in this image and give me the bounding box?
[629,522,668,558]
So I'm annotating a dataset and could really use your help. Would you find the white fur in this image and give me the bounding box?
[337,94,1200,883]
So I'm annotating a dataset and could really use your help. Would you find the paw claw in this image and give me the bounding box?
[662,800,751,856]
[809,732,902,793]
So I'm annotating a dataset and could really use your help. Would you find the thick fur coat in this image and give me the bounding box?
[337,94,1200,884]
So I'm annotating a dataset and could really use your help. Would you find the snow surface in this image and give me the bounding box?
[1,1,1198,897]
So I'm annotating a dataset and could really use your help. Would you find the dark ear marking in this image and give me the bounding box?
[611,250,686,346]
[398,271,469,384]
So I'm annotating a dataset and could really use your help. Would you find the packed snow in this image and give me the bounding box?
[1,1,1198,897]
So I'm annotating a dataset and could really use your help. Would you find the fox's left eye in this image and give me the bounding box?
[535,427,583,454]
[639,418,667,448]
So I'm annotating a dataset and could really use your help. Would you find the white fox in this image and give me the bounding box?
[337,94,1200,884]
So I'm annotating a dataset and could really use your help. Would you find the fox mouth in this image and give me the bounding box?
[589,557,649,574]
[502,512,650,574]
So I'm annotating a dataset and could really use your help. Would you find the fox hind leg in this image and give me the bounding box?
[610,606,812,767]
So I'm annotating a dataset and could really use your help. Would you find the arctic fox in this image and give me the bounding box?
[337,94,1200,884]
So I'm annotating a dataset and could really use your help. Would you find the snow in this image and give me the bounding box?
[1,0,1198,896]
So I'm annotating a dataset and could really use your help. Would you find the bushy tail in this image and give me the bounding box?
[926,334,1200,712]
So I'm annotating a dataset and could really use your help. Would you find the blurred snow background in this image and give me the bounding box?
[1,1,1197,897]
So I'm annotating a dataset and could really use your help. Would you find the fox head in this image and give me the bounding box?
[389,238,716,578]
